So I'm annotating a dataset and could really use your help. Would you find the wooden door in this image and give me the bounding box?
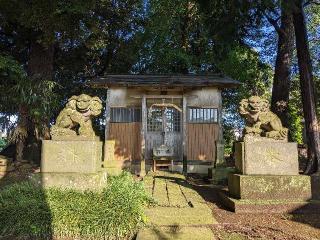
[146,107,182,161]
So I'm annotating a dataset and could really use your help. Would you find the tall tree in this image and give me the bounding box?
[0,0,94,161]
[292,0,320,173]
[267,2,294,127]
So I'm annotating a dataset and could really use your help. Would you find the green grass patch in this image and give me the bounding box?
[0,172,151,239]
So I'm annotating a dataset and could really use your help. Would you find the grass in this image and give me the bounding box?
[0,171,151,239]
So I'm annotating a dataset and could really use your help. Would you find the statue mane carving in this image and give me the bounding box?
[50,94,102,139]
[239,96,288,140]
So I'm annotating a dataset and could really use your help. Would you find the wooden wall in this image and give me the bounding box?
[187,123,219,161]
[108,123,141,164]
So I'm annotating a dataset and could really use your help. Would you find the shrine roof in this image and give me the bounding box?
[89,74,240,88]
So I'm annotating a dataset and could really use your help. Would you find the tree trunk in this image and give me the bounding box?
[15,40,54,162]
[292,0,320,174]
[271,5,294,128]
[28,41,54,78]
[28,41,54,141]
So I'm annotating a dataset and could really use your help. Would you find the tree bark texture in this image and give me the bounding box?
[271,5,294,128]
[292,0,320,173]
[15,40,55,161]
[28,41,54,79]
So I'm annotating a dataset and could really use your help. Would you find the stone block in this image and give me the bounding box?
[234,136,299,175]
[208,166,236,185]
[41,140,102,173]
[30,171,108,191]
[228,174,312,201]
[104,140,115,163]
[311,174,320,200]
[218,190,320,214]
[102,140,122,175]
[215,141,225,166]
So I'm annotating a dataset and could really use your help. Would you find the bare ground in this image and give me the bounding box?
[189,178,320,240]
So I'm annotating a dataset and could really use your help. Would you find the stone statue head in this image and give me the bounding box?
[242,96,269,114]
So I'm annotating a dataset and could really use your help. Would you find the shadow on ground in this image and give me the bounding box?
[0,158,53,240]
[289,174,320,230]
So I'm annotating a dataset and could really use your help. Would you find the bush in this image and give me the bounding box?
[0,172,151,239]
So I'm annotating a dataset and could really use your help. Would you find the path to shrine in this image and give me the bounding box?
[137,171,217,240]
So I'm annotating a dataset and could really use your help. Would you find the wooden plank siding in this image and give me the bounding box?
[108,123,141,165]
[187,123,219,161]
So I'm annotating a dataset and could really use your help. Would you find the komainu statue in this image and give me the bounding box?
[239,96,288,140]
[50,94,103,138]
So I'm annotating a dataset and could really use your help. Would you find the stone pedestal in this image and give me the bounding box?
[40,139,107,190]
[102,140,121,175]
[208,166,235,185]
[218,136,320,213]
[228,174,312,200]
[208,141,235,184]
[234,136,299,175]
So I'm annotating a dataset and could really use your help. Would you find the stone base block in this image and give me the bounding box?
[235,136,299,175]
[208,167,236,185]
[311,174,320,200]
[41,140,102,173]
[218,190,320,214]
[31,171,108,191]
[228,174,312,201]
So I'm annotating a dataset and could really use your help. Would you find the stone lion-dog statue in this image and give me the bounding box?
[239,96,288,140]
[50,94,102,138]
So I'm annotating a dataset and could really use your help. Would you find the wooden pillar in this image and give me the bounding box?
[182,95,188,174]
[140,94,147,177]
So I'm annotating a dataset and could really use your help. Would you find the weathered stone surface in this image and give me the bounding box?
[104,140,115,162]
[50,94,103,138]
[239,96,288,140]
[311,174,320,200]
[208,166,236,185]
[41,140,102,173]
[218,190,320,214]
[102,140,122,175]
[235,136,299,175]
[31,171,108,191]
[228,174,312,200]
[215,141,225,166]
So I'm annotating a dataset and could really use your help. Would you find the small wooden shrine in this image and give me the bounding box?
[90,74,239,174]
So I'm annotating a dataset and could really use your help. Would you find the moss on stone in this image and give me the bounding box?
[229,174,312,200]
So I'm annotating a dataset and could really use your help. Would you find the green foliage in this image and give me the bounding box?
[218,45,273,149]
[135,0,215,73]
[306,4,320,116]
[288,77,304,144]
[0,55,26,114]
[0,172,151,239]
[0,138,7,151]
[218,45,272,98]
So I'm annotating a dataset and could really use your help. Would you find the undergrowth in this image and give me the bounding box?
[0,171,151,239]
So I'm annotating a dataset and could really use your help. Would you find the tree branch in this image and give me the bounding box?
[263,12,284,35]
[304,0,320,7]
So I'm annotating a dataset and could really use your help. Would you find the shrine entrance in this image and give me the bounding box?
[145,98,183,164]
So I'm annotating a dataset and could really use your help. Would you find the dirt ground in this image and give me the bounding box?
[189,178,320,240]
